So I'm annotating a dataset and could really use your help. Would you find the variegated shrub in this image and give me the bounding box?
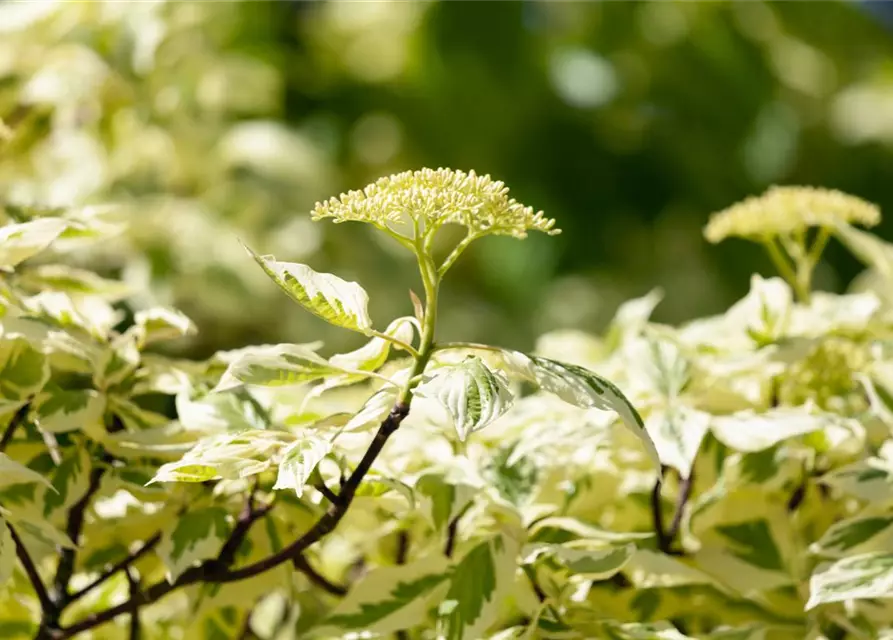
[2,177,893,640]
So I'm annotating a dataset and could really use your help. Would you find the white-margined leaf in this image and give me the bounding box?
[175,389,269,433]
[133,307,196,347]
[0,453,54,490]
[645,405,710,478]
[344,387,397,432]
[820,459,893,504]
[527,517,654,545]
[604,288,664,352]
[330,316,416,371]
[504,351,661,475]
[212,343,347,393]
[415,356,513,441]
[41,447,90,517]
[809,514,893,559]
[157,506,231,581]
[597,621,695,639]
[833,221,893,282]
[522,542,635,580]
[17,264,131,301]
[0,218,68,269]
[2,509,75,549]
[710,406,842,453]
[30,388,105,434]
[439,533,520,640]
[272,432,333,498]
[0,517,13,586]
[150,430,296,484]
[244,243,372,332]
[806,552,893,610]
[0,337,49,413]
[318,555,450,634]
[415,472,479,532]
[92,333,140,390]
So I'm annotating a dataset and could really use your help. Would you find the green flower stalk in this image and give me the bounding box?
[704,186,881,302]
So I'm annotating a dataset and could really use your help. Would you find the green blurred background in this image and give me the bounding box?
[2,0,893,358]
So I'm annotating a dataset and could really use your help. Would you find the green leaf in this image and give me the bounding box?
[212,343,346,393]
[42,447,91,517]
[133,308,196,347]
[157,506,231,581]
[415,472,478,531]
[318,555,450,634]
[645,405,709,479]
[272,433,333,498]
[810,514,893,559]
[0,338,49,412]
[0,518,14,586]
[505,352,661,475]
[30,388,105,434]
[244,243,373,332]
[0,453,54,491]
[415,356,514,441]
[439,534,520,640]
[150,430,296,483]
[0,218,68,269]
[806,552,893,610]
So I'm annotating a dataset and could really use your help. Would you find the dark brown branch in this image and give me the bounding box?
[666,469,694,543]
[443,503,472,559]
[651,467,692,556]
[292,554,347,596]
[68,533,161,603]
[313,481,342,506]
[395,530,409,565]
[57,403,411,638]
[215,488,273,569]
[7,522,54,614]
[0,402,29,452]
[50,456,108,610]
[220,403,409,582]
[125,568,141,640]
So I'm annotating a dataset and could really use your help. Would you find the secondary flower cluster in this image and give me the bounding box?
[312,167,559,239]
[704,185,881,243]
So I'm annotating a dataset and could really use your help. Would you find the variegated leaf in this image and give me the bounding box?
[504,351,661,475]
[157,506,231,581]
[30,388,105,434]
[318,555,450,634]
[212,343,346,393]
[0,218,68,269]
[272,432,333,498]
[244,243,372,332]
[415,356,514,442]
[807,552,893,609]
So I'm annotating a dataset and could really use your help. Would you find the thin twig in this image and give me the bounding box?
[125,568,141,640]
[68,533,161,603]
[444,518,459,558]
[395,530,409,565]
[57,403,412,638]
[8,522,54,615]
[313,481,342,507]
[666,470,694,544]
[0,402,30,452]
[650,475,669,553]
[292,554,347,596]
[50,456,108,610]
